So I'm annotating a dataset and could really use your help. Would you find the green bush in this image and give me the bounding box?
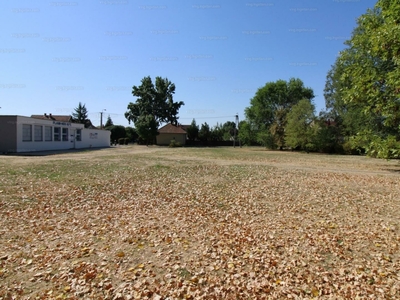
[342,140,360,155]
[118,138,125,145]
[124,138,129,145]
[169,140,182,148]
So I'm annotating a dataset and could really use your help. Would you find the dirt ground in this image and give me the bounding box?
[1,146,399,299]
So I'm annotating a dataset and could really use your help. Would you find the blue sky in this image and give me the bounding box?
[1,0,377,128]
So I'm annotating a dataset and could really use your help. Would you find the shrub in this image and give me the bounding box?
[118,138,125,145]
[124,138,129,145]
[169,140,182,148]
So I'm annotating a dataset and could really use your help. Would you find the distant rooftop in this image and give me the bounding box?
[31,113,73,122]
[158,123,188,134]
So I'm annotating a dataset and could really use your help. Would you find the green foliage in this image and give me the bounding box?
[313,116,343,154]
[169,139,182,148]
[125,126,138,143]
[256,128,275,149]
[105,125,126,144]
[72,102,89,127]
[210,124,223,142]
[125,76,184,145]
[245,78,314,149]
[104,115,113,127]
[186,119,199,141]
[125,76,184,126]
[135,114,158,145]
[238,120,257,146]
[333,0,400,158]
[285,99,317,151]
[350,131,400,159]
[199,122,211,142]
[221,121,236,141]
[118,138,125,145]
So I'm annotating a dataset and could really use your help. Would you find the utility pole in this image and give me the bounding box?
[100,109,106,129]
[236,114,241,148]
[233,114,238,148]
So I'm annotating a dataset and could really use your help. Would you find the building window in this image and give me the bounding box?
[62,128,68,141]
[34,125,43,141]
[76,129,82,141]
[44,126,52,141]
[54,127,61,141]
[22,124,32,141]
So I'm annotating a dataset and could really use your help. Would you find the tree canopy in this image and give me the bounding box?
[186,119,199,141]
[245,78,314,149]
[104,115,113,127]
[330,0,400,158]
[285,99,317,152]
[72,102,89,127]
[125,76,184,143]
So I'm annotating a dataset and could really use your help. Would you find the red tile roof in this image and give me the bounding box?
[158,123,187,134]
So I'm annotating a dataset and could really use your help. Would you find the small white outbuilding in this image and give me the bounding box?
[0,115,110,153]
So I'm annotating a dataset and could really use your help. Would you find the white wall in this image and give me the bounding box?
[14,116,110,152]
[77,128,110,149]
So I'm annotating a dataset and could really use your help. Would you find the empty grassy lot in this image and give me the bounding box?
[1,146,399,299]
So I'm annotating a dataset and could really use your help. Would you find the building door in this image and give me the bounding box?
[70,130,76,149]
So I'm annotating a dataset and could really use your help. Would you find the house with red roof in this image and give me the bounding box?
[156,123,187,145]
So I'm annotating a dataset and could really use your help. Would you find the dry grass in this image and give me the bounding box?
[0,146,399,299]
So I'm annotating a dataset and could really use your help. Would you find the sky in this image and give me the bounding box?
[1,0,377,128]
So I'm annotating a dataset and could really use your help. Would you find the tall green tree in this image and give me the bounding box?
[125,76,184,125]
[199,122,211,143]
[186,119,199,141]
[238,120,257,146]
[105,115,113,127]
[324,59,378,154]
[335,0,400,158]
[125,76,184,143]
[72,102,89,127]
[210,123,223,142]
[221,121,236,141]
[245,78,314,149]
[285,99,317,152]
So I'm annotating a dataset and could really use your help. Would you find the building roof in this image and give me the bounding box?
[180,124,191,131]
[31,114,73,122]
[31,114,99,129]
[158,123,187,134]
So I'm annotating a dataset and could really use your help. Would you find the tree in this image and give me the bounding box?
[125,126,138,143]
[210,123,223,142]
[323,61,375,154]
[105,125,126,144]
[221,121,236,141]
[334,0,400,158]
[199,122,211,143]
[135,114,158,146]
[125,76,184,126]
[238,120,257,146]
[245,78,314,149]
[72,102,89,127]
[105,115,113,127]
[285,99,317,152]
[125,76,184,144]
[186,119,199,141]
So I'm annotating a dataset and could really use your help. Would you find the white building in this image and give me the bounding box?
[0,115,110,153]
